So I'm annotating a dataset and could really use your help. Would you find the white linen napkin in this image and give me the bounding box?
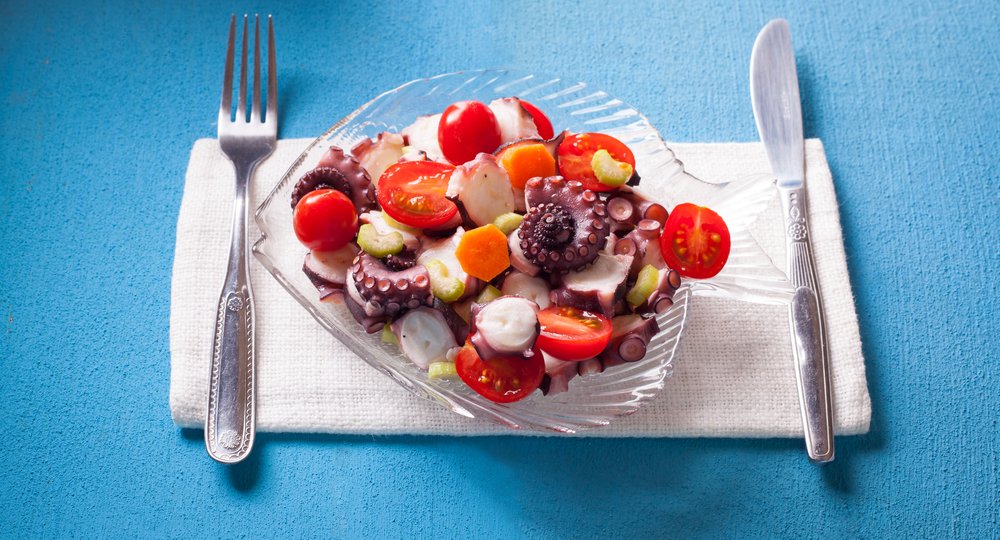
[169,138,871,437]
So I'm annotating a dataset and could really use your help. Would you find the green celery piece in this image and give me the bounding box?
[476,285,502,304]
[492,212,524,236]
[626,264,660,307]
[428,361,458,380]
[357,223,404,258]
[591,149,633,188]
[381,324,398,346]
[426,259,466,303]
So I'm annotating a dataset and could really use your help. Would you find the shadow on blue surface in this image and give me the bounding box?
[182,426,879,498]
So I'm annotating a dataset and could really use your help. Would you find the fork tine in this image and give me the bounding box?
[266,15,277,124]
[251,15,261,122]
[237,14,248,121]
[219,15,235,120]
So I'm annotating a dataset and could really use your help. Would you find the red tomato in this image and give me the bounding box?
[292,189,359,251]
[659,203,731,279]
[455,342,545,403]
[535,306,613,361]
[376,161,458,229]
[437,101,501,164]
[556,132,636,192]
[519,99,554,140]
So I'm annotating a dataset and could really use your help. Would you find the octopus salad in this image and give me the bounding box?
[290,97,732,403]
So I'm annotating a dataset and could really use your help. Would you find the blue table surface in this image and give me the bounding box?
[2,0,998,537]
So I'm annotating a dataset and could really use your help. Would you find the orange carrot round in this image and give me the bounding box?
[455,224,510,281]
[498,142,557,189]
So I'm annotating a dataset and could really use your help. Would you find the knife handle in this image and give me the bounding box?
[779,185,835,463]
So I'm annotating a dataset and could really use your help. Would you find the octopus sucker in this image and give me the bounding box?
[516,176,610,274]
[350,252,432,318]
[291,145,377,213]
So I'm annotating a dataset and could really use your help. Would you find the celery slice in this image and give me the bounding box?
[626,264,659,307]
[381,324,398,346]
[428,361,458,379]
[357,223,404,258]
[492,212,524,236]
[591,149,633,188]
[426,259,466,303]
[476,284,503,304]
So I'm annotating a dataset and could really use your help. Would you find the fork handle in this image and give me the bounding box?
[205,161,257,464]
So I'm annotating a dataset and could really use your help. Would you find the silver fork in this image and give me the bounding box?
[206,14,277,464]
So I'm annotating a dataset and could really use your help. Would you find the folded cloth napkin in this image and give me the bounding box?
[169,138,870,437]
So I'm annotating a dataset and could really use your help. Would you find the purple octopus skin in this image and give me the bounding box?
[313,145,377,213]
[606,196,638,236]
[302,267,342,303]
[517,176,610,274]
[468,297,540,361]
[344,274,388,333]
[598,315,659,364]
[433,298,470,344]
[549,252,632,318]
[615,219,668,277]
[577,357,604,376]
[290,167,352,209]
[540,353,578,396]
[636,268,682,315]
[350,252,432,319]
[302,246,359,302]
[618,186,668,226]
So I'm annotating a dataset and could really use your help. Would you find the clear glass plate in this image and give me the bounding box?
[253,69,791,433]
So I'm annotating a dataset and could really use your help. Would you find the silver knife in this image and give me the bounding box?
[750,19,835,463]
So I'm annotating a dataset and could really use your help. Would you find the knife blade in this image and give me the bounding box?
[750,19,835,463]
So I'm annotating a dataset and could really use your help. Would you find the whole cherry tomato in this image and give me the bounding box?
[519,99,554,140]
[437,100,502,164]
[659,203,731,279]
[293,189,359,251]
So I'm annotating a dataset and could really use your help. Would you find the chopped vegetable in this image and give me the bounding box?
[591,149,633,188]
[382,212,422,234]
[455,224,510,281]
[428,361,458,379]
[476,284,503,303]
[357,223,404,258]
[381,324,398,346]
[492,212,524,236]
[626,264,660,307]
[426,259,466,303]
[498,142,557,189]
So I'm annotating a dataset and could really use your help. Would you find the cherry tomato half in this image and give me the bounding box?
[519,99,554,140]
[456,342,545,403]
[535,306,613,361]
[437,100,501,165]
[659,203,731,279]
[556,132,636,192]
[292,189,359,251]
[376,161,458,229]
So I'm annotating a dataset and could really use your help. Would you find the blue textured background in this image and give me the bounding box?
[1,0,998,537]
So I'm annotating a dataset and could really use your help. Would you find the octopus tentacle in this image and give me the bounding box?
[350,253,432,318]
[290,167,351,209]
[517,176,609,274]
[316,145,377,213]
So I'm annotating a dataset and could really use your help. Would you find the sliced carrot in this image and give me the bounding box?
[498,142,557,189]
[455,224,510,281]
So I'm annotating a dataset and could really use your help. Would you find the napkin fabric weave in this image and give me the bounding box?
[169,138,871,437]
